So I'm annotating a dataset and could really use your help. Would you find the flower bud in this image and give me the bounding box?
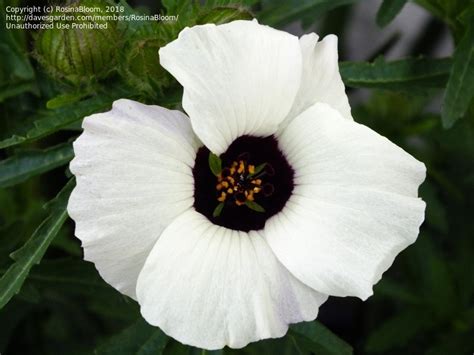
[34,0,119,85]
[119,6,253,96]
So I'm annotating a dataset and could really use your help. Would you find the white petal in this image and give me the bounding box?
[136,209,327,350]
[159,20,302,154]
[281,34,352,131]
[265,103,426,300]
[68,99,200,299]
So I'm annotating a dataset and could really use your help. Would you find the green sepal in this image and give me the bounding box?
[208,152,222,176]
[212,202,225,218]
[245,200,265,213]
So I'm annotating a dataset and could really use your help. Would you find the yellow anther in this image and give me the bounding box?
[238,161,245,174]
[216,158,271,209]
[217,192,226,202]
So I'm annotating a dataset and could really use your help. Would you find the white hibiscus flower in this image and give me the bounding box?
[68,20,426,350]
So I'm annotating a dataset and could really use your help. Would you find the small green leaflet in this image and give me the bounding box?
[213,202,225,217]
[208,152,222,176]
[245,200,265,213]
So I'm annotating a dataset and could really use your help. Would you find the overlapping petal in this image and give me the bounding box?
[136,209,327,350]
[265,103,426,299]
[281,34,352,130]
[68,99,200,299]
[159,20,302,154]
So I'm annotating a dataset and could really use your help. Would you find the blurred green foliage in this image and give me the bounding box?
[0,0,473,354]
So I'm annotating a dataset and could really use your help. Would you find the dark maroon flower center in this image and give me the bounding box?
[193,135,294,232]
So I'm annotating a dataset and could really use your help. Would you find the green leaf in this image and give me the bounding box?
[162,0,195,14]
[414,0,468,35]
[0,88,132,149]
[46,91,91,109]
[0,4,37,101]
[414,235,457,317]
[0,42,34,83]
[212,202,225,217]
[245,200,265,212]
[161,0,200,29]
[441,22,474,128]
[196,6,254,25]
[376,0,408,27]
[117,0,154,35]
[258,0,358,28]
[204,0,258,7]
[0,143,74,188]
[208,152,222,176]
[365,309,433,352]
[1,258,141,321]
[340,57,452,91]
[0,179,74,310]
[0,5,35,81]
[290,320,353,355]
[0,81,37,103]
[374,278,420,304]
[1,259,115,292]
[95,317,168,355]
